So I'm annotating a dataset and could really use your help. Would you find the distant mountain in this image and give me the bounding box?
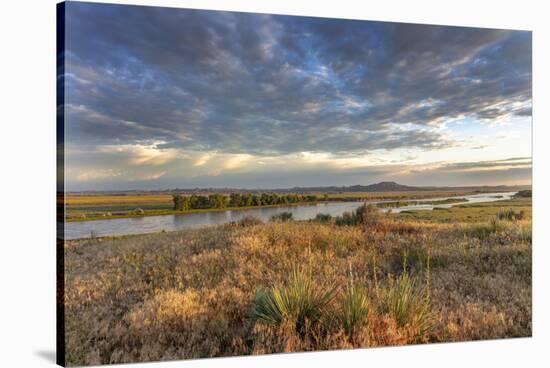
[352,181,424,192]
[275,181,425,193]
[69,181,531,195]
[279,182,530,193]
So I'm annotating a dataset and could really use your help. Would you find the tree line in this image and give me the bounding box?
[172,193,326,211]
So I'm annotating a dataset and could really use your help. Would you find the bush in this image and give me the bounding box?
[497,209,525,221]
[470,217,511,238]
[314,213,333,223]
[271,212,293,222]
[356,203,382,227]
[133,208,145,215]
[251,266,337,335]
[339,285,369,336]
[514,190,531,198]
[237,215,263,227]
[335,211,357,226]
[335,204,383,228]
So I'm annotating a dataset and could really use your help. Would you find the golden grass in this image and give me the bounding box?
[63,201,531,365]
[66,194,173,206]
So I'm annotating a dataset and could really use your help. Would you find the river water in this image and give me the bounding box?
[63,192,516,240]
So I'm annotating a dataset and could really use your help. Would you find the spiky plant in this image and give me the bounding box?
[339,285,370,336]
[377,273,432,340]
[251,266,337,334]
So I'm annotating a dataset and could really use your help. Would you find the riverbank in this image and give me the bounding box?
[65,200,325,222]
[65,190,482,222]
[63,192,520,241]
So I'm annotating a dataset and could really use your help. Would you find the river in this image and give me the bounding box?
[63,192,516,240]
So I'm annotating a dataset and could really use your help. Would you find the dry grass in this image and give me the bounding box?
[63,200,532,366]
[66,194,173,206]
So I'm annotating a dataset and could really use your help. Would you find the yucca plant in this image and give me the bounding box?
[339,285,370,336]
[377,273,431,340]
[251,266,337,335]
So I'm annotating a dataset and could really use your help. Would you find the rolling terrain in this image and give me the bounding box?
[63,195,532,365]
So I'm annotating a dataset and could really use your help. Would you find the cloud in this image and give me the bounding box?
[65,142,531,189]
[64,3,531,157]
[421,157,531,173]
[61,3,532,189]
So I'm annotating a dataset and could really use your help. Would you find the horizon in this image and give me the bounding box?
[63,3,532,191]
[65,180,531,193]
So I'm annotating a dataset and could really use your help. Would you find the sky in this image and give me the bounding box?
[62,2,532,190]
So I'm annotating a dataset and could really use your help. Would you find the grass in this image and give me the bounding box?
[376,197,467,208]
[65,191,481,222]
[396,198,532,223]
[63,197,531,365]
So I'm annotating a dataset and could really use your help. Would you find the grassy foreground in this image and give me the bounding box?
[64,198,531,365]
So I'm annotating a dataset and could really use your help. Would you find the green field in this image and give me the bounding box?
[65,190,480,222]
[396,198,532,222]
[64,197,531,365]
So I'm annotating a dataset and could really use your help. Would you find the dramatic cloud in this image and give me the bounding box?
[62,3,532,189]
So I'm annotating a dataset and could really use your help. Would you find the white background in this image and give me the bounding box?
[0,0,548,367]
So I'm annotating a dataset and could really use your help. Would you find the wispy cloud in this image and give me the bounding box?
[62,3,532,189]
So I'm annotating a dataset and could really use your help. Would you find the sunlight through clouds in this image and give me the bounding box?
[63,3,532,190]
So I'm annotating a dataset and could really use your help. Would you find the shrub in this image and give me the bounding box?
[514,190,532,198]
[314,213,333,223]
[133,208,145,215]
[271,212,293,222]
[334,204,384,228]
[470,217,511,238]
[335,211,357,226]
[356,203,382,228]
[237,215,263,227]
[497,209,525,221]
[250,266,337,335]
[339,285,369,336]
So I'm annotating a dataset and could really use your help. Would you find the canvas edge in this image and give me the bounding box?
[56,2,66,367]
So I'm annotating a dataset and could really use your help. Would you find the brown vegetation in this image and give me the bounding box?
[63,199,532,365]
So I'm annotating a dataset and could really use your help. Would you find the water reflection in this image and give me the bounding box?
[65,192,516,240]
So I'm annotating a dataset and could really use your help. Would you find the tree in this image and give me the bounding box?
[229,193,241,207]
[260,193,270,206]
[242,193,253,207]
[173,194,191,210]
[209,194,227,209]
[172,194,182,210]
[305,195,317,202]
[180,196,191,210]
